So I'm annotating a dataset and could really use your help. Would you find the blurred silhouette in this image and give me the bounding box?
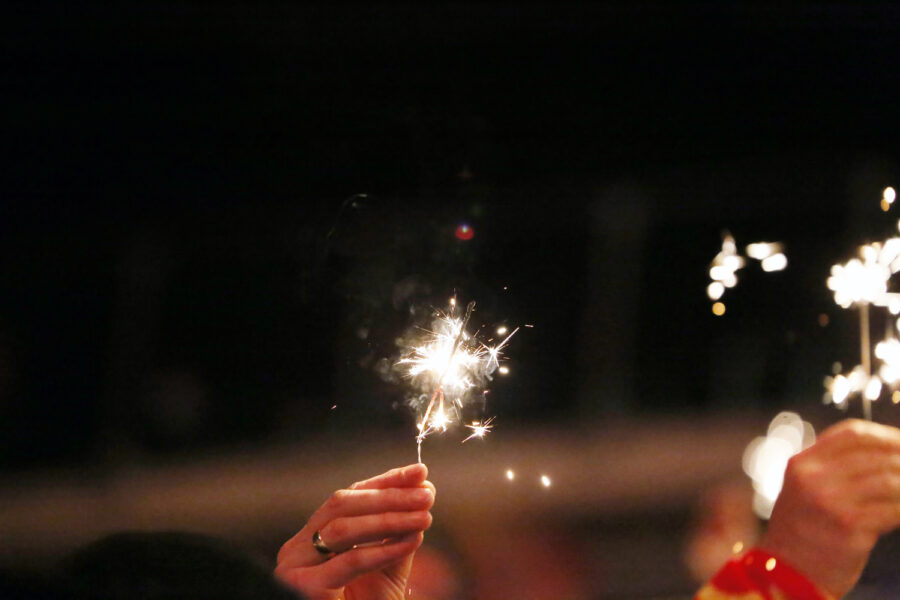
[58,531,300,600]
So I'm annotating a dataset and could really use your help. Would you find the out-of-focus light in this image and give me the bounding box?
[497,326,507,335]
[865,376,883,401]
[890,298,900,315]
[454,224,474,241]
[506,469,515,480]
[721,272,738,288]
[830,374,851,405]
[885,187,897,204]
[818,313,830,327]
[827,257,889,308]
[732,541,744,554]
[743,412,815,519]
[883,199,892,212]
[449,297,456,307]
[498,366,509,375]
[765,558,777,572]
[707,281,725,300]
[746,242,783,260]
[540,475,551,487]
[761,253,788,272]
[710,265,730,281]
[893,391,900,404]
[712,302,726,316]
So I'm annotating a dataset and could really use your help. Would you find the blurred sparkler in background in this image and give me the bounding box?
[707,233,786,316]
[823,187,900,420]
[396,297,518,461]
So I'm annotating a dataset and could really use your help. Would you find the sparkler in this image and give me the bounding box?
[707,232,786,315]
[823,187,900,420]
[395,297,518,462]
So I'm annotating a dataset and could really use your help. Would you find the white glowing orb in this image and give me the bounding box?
[707,281,725,300]
[885,186,897,204]
[827,257,890,308]
[743,412,815,519]
[761,253,788,272]
[746,242,783,261]
[865,376,883,401]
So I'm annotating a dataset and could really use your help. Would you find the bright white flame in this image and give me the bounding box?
[761,253,788,272]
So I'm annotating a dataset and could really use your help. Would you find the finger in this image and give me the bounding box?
[848,469,900,503]
[280,510,432,568]
[289,532,424,592]
[278,482,434,569]
[349,463,428,490]
[849,499,900,532]
[816,420,900,457]
[306,485,434,532]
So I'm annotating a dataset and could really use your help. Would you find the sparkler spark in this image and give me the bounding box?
[394,297,518,461]
[462,417,495,443]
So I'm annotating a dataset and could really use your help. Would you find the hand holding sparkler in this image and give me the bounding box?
[275,464,435,600]
[757,419,900,599]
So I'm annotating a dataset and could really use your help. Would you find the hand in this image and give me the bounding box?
[275,463,435,600]
[760,419,900,599]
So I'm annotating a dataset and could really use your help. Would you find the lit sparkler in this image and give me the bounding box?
[395,297,518,461]
[823,187,900,420]
[707,232,786,314]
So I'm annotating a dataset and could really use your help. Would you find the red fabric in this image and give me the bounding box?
[697,548,831,600]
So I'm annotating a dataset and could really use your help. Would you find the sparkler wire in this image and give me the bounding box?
[416,300,476,462]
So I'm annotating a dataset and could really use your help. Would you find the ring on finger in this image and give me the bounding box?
[312,530,336,555]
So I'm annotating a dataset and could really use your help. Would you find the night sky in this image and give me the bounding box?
[3,3,900,468]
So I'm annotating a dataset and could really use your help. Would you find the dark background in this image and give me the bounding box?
[3,2,900,470]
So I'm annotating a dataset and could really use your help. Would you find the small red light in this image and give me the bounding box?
[455,224,474,240]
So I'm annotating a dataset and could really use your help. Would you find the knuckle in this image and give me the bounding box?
[327,489,351,511]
